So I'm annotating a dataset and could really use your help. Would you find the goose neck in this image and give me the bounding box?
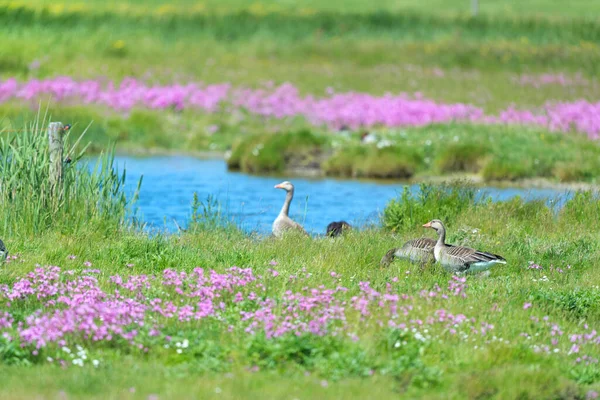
[279,189,294,216]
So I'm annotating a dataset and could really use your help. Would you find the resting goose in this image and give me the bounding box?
[380,237,441,267]
[272,181,309,238]
[0,239,7,263]
[326,221,352,237]
[423,219,506,274]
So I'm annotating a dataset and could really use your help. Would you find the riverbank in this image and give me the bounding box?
[226,125,600,184]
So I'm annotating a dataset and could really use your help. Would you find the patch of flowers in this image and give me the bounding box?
[1,77,600,138]
[0,265,491,360]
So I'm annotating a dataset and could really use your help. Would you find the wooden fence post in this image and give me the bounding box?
[471,0,479,16]
[48,122,65,196]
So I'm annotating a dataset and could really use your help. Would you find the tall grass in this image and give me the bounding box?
[0,111,140,235]
[2,5,600,45]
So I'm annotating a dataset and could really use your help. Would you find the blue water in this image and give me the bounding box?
[108,156,570,235]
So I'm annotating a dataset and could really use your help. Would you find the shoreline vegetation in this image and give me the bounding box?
[226,126,600,184]
[1,119,600,399]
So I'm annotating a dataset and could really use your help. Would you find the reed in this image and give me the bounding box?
[0,110,140,236]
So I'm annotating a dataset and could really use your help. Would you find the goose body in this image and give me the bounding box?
[326,221,352,237]
[380,237,439,267]
[272,181,308,238]
[424,219,506,274]
[0,239,7,263]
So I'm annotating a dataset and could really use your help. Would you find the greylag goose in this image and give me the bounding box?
[423,219,506,274]
[380,237,439,267]
[272,181,308,238]
[0,239,7,263]
[326,221,352,237]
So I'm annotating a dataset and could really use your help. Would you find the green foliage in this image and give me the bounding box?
[382,182,478,232]
[324,145,423,179]
[228,130,327,174]
[0,336,33,367]
[0,113,140,235]
[482,157,539,181]
[529,287,600,321]
[187,192,238,233]
[435,142,489,173]
[560,191,600,225]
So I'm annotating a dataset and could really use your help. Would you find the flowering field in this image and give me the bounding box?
[1,1,600,396]
[0,121,600,398]
[2,77,600,139]
[1,203,600,399]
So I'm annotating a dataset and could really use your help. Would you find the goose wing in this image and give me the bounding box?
[395,237,438,263]
[442,244,506,272]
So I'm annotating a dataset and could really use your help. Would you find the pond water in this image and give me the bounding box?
[109,156,570,235]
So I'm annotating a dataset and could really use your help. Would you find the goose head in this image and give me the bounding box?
[423,219,445,233]
[274,181,294,192]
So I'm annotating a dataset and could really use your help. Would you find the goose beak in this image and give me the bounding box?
[274,184,282,189]
[422,222,432,228]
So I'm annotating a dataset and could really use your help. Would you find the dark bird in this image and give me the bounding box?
[0,239,8,263]
[326,221,352,237]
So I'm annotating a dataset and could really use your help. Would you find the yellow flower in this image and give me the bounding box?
[156,4,176,15]
[48,3,65,15]
[299,8,316,16]
[248,3,267,16]
[112,40,126,50]
[7,1,25,10]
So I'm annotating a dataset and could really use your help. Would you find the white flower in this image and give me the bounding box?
[62,347,71,354]
[182,339,189,349]
[176,349,182,354]
[92,360,99,367]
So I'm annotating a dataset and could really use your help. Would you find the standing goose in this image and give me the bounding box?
[422,219,506,274]
[380,237,443,267]
[326,221,352,237]
[0,239,7,264]
[272,181,308,238]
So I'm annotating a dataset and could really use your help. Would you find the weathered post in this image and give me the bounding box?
[48,121,65,196]
[471,0,479,16]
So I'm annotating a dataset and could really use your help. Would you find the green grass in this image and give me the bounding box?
[0,0,599,165]
[227,130,328,174]
[0,111,140,235]
[230,125,600,183]
[1,187,600,398]
[14,0,600,19]
[1,121,600,398]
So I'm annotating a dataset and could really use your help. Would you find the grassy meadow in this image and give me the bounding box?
[0,120,600,399]
[1,1,600,398]
[0,0,600,181]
